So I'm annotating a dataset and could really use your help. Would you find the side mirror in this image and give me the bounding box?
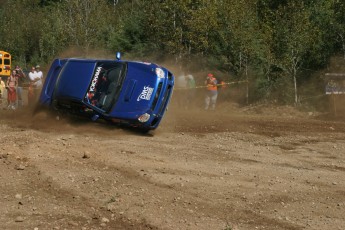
[116,52,121,60]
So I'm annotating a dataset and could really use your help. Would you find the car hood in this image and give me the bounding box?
[110,61,161,115]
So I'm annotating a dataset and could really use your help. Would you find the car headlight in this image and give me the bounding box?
[156,68,165,79]
[138,113,150,123]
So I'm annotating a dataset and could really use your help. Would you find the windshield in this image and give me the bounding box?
[84,61,126,112]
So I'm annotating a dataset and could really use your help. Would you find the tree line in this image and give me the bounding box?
[1,0,344,106]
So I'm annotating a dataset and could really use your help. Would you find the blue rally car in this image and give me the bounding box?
[39,53,174,131]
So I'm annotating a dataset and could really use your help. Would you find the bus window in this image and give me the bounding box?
[0,51,11,77]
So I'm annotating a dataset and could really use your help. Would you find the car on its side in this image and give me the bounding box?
[39,53,174,131]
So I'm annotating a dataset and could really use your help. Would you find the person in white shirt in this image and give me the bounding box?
[35,65,43,87]
[28,66,42,106]
[28,66,38,85]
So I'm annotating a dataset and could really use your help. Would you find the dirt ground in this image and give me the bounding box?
[0,100,345,230]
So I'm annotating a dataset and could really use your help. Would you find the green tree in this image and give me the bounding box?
[332,0,345,59]
[0,0,43,65]
[56,0,114,52]
[107,0,151,57]
[0,0,344,106]
[272,1,321,104]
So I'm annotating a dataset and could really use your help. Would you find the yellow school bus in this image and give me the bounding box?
[0,50,11,77]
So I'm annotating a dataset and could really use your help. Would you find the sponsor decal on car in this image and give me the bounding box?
[137,86,154,101]
[89,67,102,92]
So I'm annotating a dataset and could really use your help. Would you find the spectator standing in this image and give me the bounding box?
[35,65,43,83]
[204,73,218,110]
[0,77,6,107]
[185,74,196,108]
[6,70,18,110]
[15,65,27,108]
[175,71,187,108]
[28,66,38,106]
[28,65,44,106]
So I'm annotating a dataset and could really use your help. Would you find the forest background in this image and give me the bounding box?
[1,0,345,108]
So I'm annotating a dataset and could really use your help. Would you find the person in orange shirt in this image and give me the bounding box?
[204,73,218,110]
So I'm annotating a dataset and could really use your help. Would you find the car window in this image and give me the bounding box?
[84,61,126,112]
